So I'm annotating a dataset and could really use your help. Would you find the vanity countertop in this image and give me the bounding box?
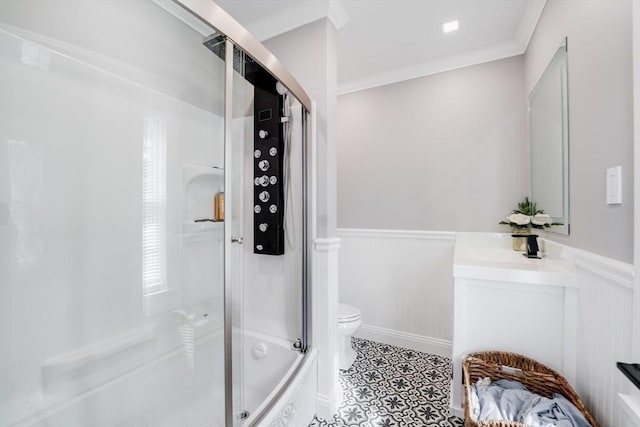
[453,232,577,287]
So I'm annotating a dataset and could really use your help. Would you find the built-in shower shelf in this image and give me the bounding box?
[183,164,224,235]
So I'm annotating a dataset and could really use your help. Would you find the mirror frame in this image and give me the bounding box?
[529,38,570,235]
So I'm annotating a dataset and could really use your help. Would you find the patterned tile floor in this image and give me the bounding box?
[309,338,464,427]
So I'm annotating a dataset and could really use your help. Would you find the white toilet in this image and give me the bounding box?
[337,303,362,370]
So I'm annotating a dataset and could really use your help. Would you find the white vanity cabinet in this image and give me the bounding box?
[450,233,578,416]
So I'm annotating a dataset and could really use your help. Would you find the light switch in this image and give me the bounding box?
[606,166,622,205]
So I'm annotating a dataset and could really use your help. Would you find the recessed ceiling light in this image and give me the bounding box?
[442,20,459,34]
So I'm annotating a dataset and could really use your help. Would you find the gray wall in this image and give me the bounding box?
[337,56,526,232]
[265,19,339,238]
[525,0,634,263]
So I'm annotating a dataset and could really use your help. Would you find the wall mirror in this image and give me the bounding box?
[529,39,569,235]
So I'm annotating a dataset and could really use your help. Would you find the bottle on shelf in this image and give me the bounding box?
[214,192,225,222]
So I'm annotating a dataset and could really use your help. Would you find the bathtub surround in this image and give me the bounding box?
[0,2,228,423]
[1,0,323,425]
[264,18,342,419]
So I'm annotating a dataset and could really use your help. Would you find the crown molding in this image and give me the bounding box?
[338,39,522,95]
[338,0,547,95]
[515,0,547,51]
[328,0,351,30]
[245,0,349,41]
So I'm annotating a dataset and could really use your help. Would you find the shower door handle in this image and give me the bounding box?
[231,236,244,244]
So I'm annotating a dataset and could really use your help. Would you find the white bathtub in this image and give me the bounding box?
[237,330,312,425]
[17,330,316,427]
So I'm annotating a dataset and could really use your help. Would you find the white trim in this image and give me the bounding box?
[573,249,634,291]
[217,0,544,96]
[618,393,640,425]
[245,1,328,41]
[542,236,634,290]
[450,406,464,419]
[328,0,351,30]
[311,101,318,243]
[337,228,456,241]
[337,1,546,95]
[314,237,341,252]
[514,0,547,52]
[312,238,340,420]
[338,40,522,95]
[632,0,640,362]
[241,0,349,42]
[315,385,342,421]
[562,287,578,386]
[356,324,452,358]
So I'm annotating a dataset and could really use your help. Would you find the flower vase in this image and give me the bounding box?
[511,228,530,251]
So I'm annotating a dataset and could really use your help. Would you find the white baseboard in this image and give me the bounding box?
[356,324,452,358]
[449,404,464,419]
[315,384,342,421]
[618,393,640,425]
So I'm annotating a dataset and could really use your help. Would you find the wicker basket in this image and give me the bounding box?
[462,351,599,427]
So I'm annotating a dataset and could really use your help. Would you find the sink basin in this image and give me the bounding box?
[453,233,576,287]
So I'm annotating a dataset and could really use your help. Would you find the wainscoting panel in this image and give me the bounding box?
[573,249,635,427]
[337,229,455,356]
[338,229,638,426]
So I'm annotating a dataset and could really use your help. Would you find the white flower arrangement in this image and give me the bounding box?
[506,213,530,226]
[499,197,561,233]
[531,213,553,226]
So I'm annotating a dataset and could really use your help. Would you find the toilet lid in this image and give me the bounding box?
[338,303,361,323]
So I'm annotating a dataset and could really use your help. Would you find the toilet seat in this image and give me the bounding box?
[338,303,361,323]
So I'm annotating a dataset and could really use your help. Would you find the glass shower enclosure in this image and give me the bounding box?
[0,1,311,425]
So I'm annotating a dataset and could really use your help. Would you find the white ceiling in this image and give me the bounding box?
[214,0,546,94]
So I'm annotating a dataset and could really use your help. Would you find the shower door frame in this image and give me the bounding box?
[171,1,313,426]
[176,0,312,110]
